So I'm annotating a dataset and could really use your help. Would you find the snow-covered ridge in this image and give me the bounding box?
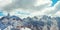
[0,14,60,30]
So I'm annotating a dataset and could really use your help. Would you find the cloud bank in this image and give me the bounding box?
[0,0,60,18]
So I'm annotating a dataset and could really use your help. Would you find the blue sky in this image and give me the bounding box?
[16,11,30,15]
[51,0,59,6]
[0,12,4,16]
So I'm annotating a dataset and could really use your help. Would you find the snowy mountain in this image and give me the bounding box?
[0,14,60,30]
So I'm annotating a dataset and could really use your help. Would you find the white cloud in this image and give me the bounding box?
[54,11,60,17]
[29,1,60,17]
[2,0,36,12]
[4,0,52,18]
[1,0,52,12]
[34,0,52,6]
[0,0,12,7]
[30,7,54,17]
[0,0,60,18]
[9,8,31,18]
